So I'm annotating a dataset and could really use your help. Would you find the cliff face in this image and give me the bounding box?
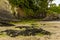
[0,0,11,12]
[0,0,15,21]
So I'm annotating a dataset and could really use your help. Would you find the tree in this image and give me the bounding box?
[50,3,56,7]
[49,4,60,14]
[8,0,54,19]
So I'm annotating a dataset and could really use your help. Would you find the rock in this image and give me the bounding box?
[43,13,60,21]
[0,0,16,21]
[0,0,11,12]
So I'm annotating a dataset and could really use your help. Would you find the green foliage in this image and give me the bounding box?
[49,3,60,14]
[8,0,53,18]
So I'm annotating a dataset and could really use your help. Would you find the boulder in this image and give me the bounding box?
[0,0,16,21]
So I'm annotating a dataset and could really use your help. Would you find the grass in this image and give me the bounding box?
[0,34,7,37]
[0,32,7,37]
[10,19,41,24]
[36,33,44,36]
[10,19,42,27]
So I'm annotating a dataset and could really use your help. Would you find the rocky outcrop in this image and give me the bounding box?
[43,13,60,21]
[0,0,12,12]
[0,0,16,21]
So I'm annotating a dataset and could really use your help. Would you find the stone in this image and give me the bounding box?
[0,0,16,21]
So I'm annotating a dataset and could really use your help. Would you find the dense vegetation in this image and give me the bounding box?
[8,0,54,19]
[49,3,60,14]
